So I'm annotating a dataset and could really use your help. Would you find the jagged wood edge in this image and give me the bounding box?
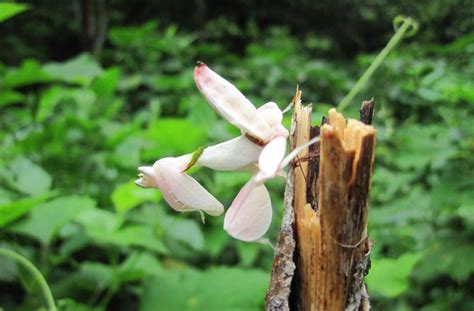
[345,98,375,311]
[265,99,375,310]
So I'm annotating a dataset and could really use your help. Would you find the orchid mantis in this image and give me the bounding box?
[136,62,318,242]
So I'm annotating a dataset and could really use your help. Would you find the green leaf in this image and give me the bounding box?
[237,242,260,267]
[414,240,474,282]
[457,202,474,226]
[75,207,123,238]
[371,167,416,202]
[0,243,27,282]
[10,196,96,244]
[76,262,114,289]
[3,59,53,88]
[56,224,90,261]
[182,94,218,125]
[106,225,168,254]
[92,67,121,97]
[0,3,29,23]
[213,172,251,194]
[140,267,269,311]
[75,252,162,291]
[141,118,207,159]
[162,218,204,251]
[37,86,97,121]
[56,298,104,311]
[72,253,163,291]
[118,74,142,91]
[42,54,103,86]
[9,157,52,196]
[76,209,168,254]
[369,188,431,226]
[112,135,149,168]
[0,90,26,107]
[37,86,64,122]
[390,125,456,170]
[0,252,18,282]
[148,71,194,92]
[111,180,161,213]
[203,226,229,259]
[0,192,56,227]
[118,251,162,282]
[366,252,422,297]
[108,21,158,48]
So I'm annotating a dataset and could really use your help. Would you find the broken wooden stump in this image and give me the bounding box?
[266,94,376,311]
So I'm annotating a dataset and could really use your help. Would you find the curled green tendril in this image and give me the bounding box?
[338,15,419,112]
[393,15,419,38]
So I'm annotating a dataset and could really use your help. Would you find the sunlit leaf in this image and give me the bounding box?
[0,3,29,23]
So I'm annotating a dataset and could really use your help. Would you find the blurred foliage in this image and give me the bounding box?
[0,3,28,22]
[0,1,473,310]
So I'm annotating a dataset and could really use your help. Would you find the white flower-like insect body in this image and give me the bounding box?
[136,62,317,241]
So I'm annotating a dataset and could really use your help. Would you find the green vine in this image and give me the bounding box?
[338,15,419,112]
[0,248,57,311]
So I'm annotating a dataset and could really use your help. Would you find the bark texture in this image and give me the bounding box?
[266,95,376,311]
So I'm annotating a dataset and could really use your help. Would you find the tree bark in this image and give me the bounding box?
[266,94,376,311]
[78,0,108,54]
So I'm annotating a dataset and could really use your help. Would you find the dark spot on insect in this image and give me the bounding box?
[245,133,266,146]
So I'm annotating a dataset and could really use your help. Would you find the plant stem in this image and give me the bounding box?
[338,16,417,112]
[0,248,57,311]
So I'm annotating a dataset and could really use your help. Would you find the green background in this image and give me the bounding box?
[0,1,473,310]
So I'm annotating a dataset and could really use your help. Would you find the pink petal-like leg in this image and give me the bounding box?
[194,62,274,143]
[224,178,272,241]
[152,158,224,216]
[197,135,263,171]
[256,136,287,182]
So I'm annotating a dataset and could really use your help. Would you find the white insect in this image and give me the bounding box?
[136,63,317,242]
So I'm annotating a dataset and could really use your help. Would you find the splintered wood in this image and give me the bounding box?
[266,95,376,311]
